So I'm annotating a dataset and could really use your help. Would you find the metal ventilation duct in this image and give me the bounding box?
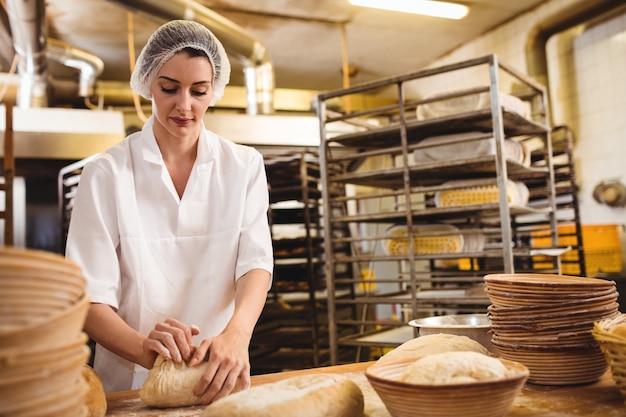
[107,0,275,115]
[3,1,125,159]
[46,38,104,98]
[4,0,105,106]
[5,0,275,115]
[5,0,48,108]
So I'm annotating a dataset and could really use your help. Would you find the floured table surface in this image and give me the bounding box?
[106,362,626,417]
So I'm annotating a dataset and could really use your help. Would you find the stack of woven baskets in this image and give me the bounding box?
[0,246,91,416]
[485,273,619,386]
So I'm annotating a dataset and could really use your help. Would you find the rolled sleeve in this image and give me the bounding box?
[65,156,122,309]
[235,150,274,283]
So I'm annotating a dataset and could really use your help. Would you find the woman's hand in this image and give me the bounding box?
[142,318,200,366]
[188,328,251,404]
[186,269,270,404]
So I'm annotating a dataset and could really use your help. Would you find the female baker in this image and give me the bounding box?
[65,20,273,404]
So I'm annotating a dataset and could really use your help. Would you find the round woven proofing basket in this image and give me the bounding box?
[365,357,528,417]
[1,371,89,417]
[491,339,608,386]
[0,292,90,349]
[0,343,90,414]
[0,332,89,377]
[0,246,84,272]
[0,268,85,301]
[592,317,626,404]
[0,247,91,417]
[0,248,87,334]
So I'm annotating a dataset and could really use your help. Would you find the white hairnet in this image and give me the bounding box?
[130,20,231,106]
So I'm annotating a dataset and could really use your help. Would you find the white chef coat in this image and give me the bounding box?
[65,116,274,392]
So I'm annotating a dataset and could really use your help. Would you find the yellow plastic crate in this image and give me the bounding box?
[435,183,518,207]
[384,225,463,255]
[532,224,623,275]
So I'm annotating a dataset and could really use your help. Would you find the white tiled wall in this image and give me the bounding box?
[410,0,626,228]
[555,12,626,225]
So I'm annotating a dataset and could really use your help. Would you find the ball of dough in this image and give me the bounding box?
[82,365,107,417]
[140,355,244,408]
[400,351,510,385]
[140,356,209,408]
[378,333,490,363]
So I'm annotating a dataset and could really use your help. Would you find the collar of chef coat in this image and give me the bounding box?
[139,115,215,202]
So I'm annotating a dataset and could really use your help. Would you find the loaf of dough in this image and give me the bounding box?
[82,365,107,417]
[140,355,209,408]
[378,333,490,363]
[199,373,364,417]
[401,351,510,384]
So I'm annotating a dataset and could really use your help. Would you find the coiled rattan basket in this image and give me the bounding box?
[592,314,626,403]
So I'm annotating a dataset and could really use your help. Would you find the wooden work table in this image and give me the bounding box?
[105,362,626,416]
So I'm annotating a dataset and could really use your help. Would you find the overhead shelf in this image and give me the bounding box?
[329,156,549,188]
[327,108,549,149]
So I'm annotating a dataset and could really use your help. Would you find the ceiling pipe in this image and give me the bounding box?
[525,0,625,125]
[3,0,108,106]
[46,38,104,98]
[5,0,48,108]
[106,0,275,116]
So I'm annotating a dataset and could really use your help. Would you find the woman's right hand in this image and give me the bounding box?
[142,318,200,367]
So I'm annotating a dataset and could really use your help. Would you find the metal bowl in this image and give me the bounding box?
[408,314,494,352]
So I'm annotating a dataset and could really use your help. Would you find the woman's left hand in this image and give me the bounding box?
[143,318,200,366]
[188,328,251,404]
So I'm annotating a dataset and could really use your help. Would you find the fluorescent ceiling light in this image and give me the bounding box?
[349,0,468,20]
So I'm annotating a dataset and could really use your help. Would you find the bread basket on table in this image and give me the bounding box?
[365,356,529,417]
[592,313,626,403]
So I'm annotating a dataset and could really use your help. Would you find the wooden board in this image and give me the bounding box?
[105,362,626,416]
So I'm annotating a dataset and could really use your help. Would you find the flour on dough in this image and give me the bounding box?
[401,351,511,384]
[140,356,207,408]
[378,333,490,363]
